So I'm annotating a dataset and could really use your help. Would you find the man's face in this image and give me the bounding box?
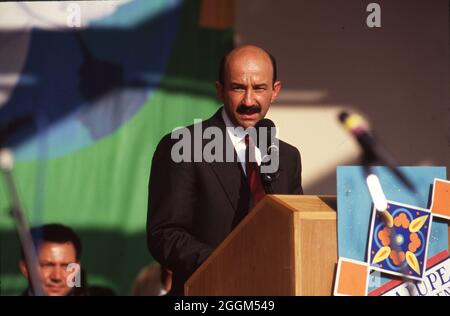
[20,242,78,296]
[216,49,281,129]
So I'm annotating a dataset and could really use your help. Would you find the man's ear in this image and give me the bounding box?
[215,81,224,102]
[19,260,29,279]
[271,81,282,103]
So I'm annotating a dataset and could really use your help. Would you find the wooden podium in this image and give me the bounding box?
[185,195,338,296]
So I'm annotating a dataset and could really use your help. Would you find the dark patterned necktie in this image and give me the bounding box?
[245,134,266,207]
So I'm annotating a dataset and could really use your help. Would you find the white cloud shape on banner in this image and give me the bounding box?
[0,1,132,30]
[0,1,131,108]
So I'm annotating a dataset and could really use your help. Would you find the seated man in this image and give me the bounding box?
[19,223,85,296]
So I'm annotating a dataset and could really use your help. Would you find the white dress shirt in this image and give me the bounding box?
[221,108,261,176]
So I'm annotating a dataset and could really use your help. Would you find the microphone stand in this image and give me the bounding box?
[259,152,279,195]
[0,148,45,296]
[261,171,279,194]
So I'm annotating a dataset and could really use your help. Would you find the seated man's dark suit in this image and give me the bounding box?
[147,107,303,295]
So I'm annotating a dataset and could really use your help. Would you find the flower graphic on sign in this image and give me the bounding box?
[368,202,431,280]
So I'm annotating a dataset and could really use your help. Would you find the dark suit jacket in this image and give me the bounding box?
[147,108,303,295]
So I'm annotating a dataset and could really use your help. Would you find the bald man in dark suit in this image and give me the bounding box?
[147,45,303,295]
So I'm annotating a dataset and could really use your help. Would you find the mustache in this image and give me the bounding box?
[236,105,261,115]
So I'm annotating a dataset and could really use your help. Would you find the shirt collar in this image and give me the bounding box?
[221,108,247,144]
[221,107,262,165]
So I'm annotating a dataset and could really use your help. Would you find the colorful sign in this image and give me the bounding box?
[368,201,432,281]
[336,166,449,296]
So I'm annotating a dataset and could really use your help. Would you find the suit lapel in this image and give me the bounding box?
[203,109,247,211]
[268,166,284,193]
[203,109,288,209]
[209,159,245,211]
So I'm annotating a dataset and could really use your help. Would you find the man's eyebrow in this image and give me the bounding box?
[253,83,268,88]
[229,83,268,88]
[40,261,55,265]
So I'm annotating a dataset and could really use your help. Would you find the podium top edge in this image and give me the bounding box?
[268,195,337,213]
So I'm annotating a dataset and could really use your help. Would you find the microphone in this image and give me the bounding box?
[255,119,280,192]
[338,111,416,192]
[255,118,278,155]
